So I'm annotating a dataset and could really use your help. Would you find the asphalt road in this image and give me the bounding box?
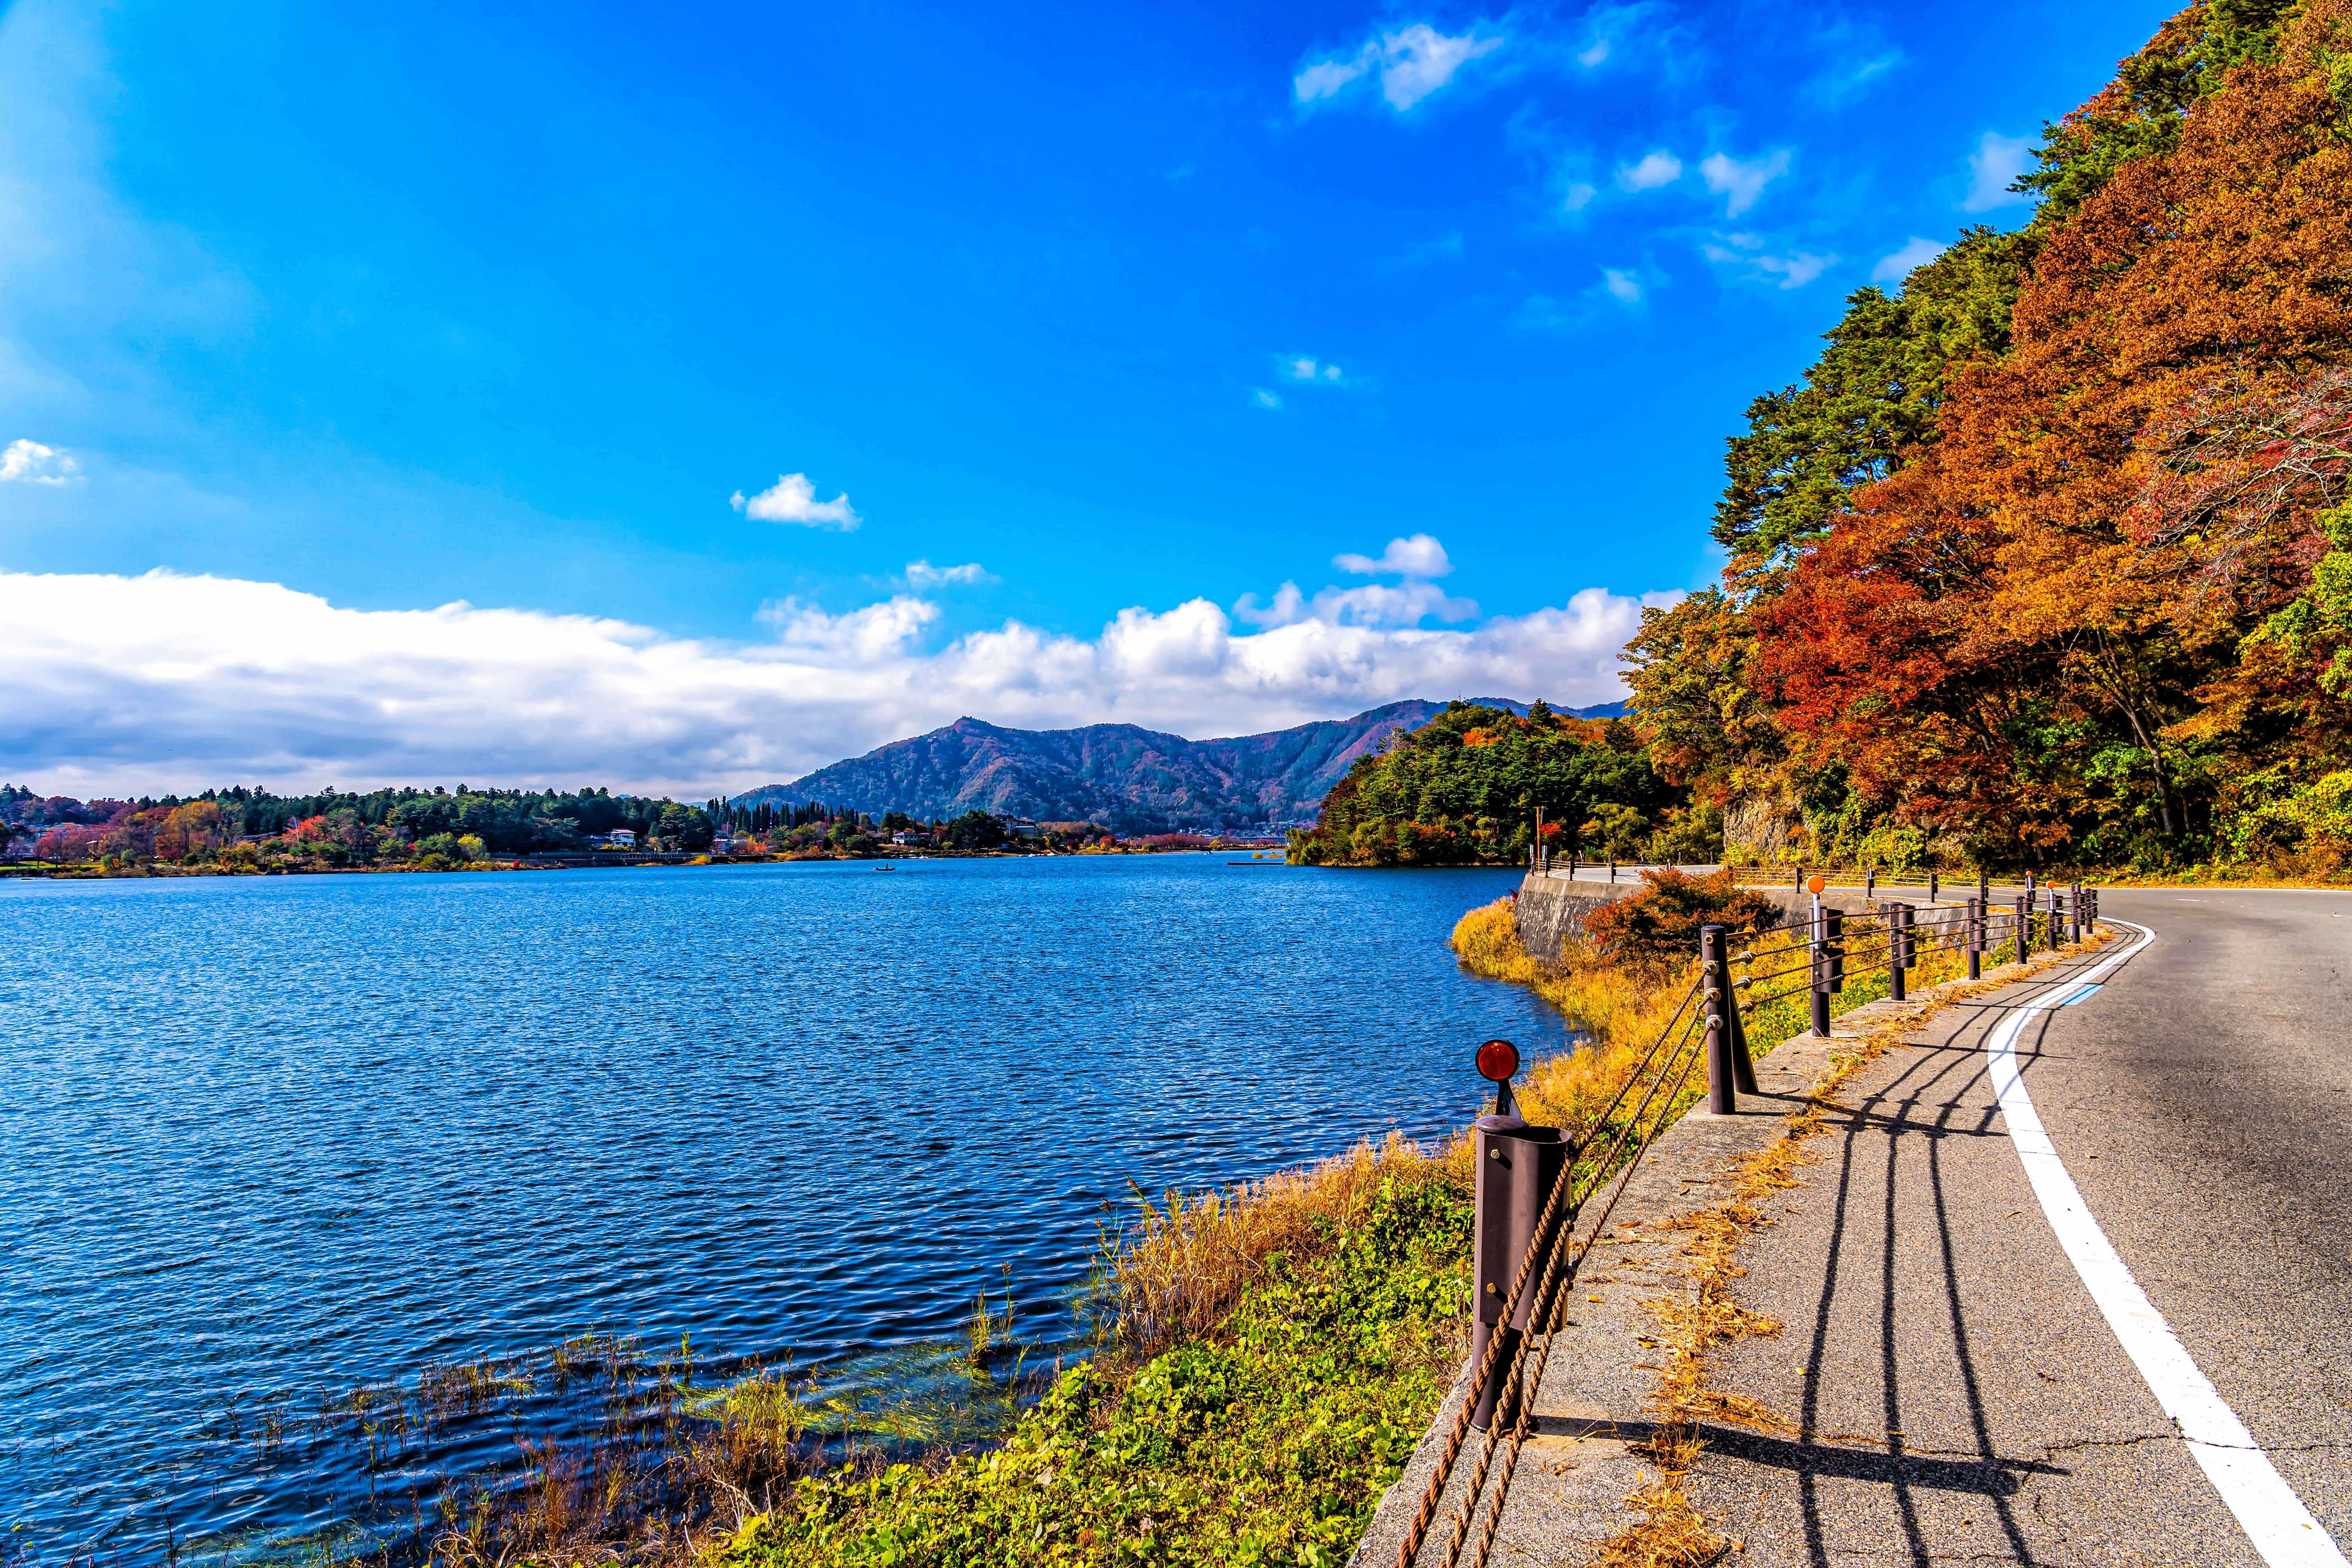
[1687,888,2352,1565]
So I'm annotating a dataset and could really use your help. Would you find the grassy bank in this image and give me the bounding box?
[697,1141,1471,1568]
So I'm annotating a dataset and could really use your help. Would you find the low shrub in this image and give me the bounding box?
[1580,867,1780,973]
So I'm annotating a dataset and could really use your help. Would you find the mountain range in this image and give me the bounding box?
[731,697,1630,833]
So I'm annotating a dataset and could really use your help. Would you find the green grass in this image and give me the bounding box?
[703,1177,1468,1568]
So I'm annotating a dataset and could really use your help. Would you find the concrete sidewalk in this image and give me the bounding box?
[1353,940,2125,1568]
[1686,941,2271,1565]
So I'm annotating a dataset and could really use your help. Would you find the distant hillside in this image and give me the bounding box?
[733,697,1630,833]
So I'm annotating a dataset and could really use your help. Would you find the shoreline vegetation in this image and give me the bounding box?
[0,784,1278,880]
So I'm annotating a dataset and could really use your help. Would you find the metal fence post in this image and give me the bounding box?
[1701,924,1736,1114]
[1794,863,1804,895]
[1469,1040,1568,1432]
[1888,902,1909,1000]
[2013,892,2030,964]
[1608,858,1617,883]
[1865,864,1876,902]
[1966,895,1983,980]
[2047,887,2062,953]
[1807,906,1842,1035]
[1928,870,1940,905]
[2068,884,2082,944]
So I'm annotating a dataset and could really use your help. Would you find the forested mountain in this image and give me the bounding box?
[733,699,1629,833]
[1627,0,2352,876]
[1289,701,1693,867]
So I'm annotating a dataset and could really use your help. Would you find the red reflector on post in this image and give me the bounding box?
[1476,1038,1520,1083]
[1806,875,1826,895]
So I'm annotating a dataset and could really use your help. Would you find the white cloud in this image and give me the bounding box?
[1699,150,1791,217]
[1577,38,1610,67]
[729,472,861,530]
[0,568,1671,795]
[1561,181,1597,212]
[1293,23,1503,113]
[1757,252,1831,288]
[1963,131,2033,212]
[1250,387,1284,410]
[903,559,995,590]
[1380,24,1502,108]
[1234,576,1478,628]
[1293,53,1373,102]
[1703,241,1835,290]
[1618,150,1682,191]
[758,593,940,661]
[1871,236,1945,283]
[1280,355,1351,386]
[1334,533,1452,577]
[0,438,80,484]
[1601,268,1642,304]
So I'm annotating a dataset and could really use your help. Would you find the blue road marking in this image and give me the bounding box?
[2057,983,2103,1006]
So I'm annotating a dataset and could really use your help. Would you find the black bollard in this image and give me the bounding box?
[1701,925,1736,1114]
[1468,1038,1568,1432]
[1812,905,1844,1036]
[1888,902,1910,1001]
[1965,896,1983,980]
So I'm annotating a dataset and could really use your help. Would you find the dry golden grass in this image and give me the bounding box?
[1450,899,1709,1142]
[1105,1132,1461,1358]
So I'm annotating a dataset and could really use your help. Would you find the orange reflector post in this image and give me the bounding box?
[1476,1038,1520,1083]
[1806,875,1826,895]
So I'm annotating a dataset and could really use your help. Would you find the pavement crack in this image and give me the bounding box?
[2038,1432,2178,1458]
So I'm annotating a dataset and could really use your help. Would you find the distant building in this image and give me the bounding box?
[585,829,637,849]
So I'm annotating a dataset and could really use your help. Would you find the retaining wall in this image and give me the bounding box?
[1512,869,1979,961]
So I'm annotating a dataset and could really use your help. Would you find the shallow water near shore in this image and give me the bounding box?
[0,854,1568,1564]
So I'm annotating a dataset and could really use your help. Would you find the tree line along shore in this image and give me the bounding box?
[0,784,1277,877]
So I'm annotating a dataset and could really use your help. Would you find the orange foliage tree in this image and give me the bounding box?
[1713,0,2352,867]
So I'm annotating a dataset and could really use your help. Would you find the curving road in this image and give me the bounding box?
[1688,887,2352,1565]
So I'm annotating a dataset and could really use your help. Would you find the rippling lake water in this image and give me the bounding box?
[0,855,1570,1563]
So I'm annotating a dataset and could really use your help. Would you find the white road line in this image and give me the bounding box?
[1986,923,2350,1568]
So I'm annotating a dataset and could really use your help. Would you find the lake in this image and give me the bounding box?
[0,854,1568,1564]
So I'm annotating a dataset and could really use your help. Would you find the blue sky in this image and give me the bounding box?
[0,0,2169,793]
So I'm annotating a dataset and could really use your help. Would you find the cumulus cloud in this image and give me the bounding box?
[1699,150,1791,216]
[0,438,80,484]
[1334,534,1452,577]
[1601,268,1642,304]
[1963,131,2033,212]
[903,559,996,590]
[1617,150,1682,191]
[1560,181,1597,212]
[1250,387,1284,410]
[1294,23,1503,112]
[0,568,1667,795]
[1281,356,1349,385]
[729,472,861,529]
[1871,235,1945,282]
